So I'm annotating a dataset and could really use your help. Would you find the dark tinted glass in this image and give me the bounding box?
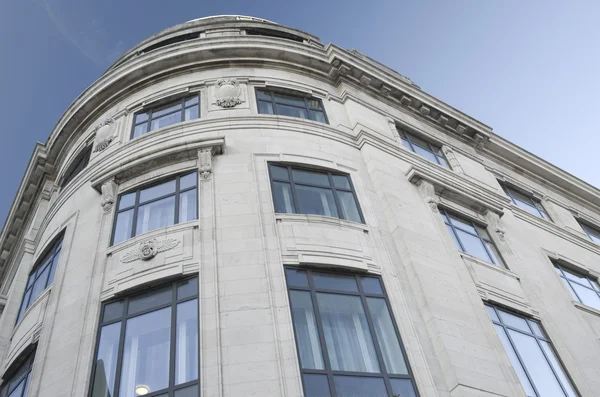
[103,301,124,322]
[390,379,417,397]
[304,374,331,397]
[333,175,351,189]
[361,277,383,295]
[139,180,176,203]
[333,376,387,397]
[179,172,197,190]
[118,192,136,209]
[270,165,290,180]
[313,273,358,292]
[127,286,172,315]
[285,268,309,288]
[174,384,198,397]
[177,278,198,300]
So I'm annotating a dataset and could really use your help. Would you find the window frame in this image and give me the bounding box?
[255,88,328,124]
[16,233,64,323]
[130,94,201,139]
[88,277,199,397]
[110,171,198,246]
[501,184,551,221]
[284,267,420,397]
[440,208,505,267]
[486,304,578,397]
[397,128,449,168]
[268,163,365,224]
[577,220,600,244]
[555,264,600,309]
[0,350,35,397]
[61,145,92,188]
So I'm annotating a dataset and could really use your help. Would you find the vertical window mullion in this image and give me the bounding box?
[531,331,571,397]
[131,191,140,239]
[305,270,337,397]
[147,109,152,133]
[287,166,301,214]
[474,225,497,264]
[112,299,130,397]
[328,173,344,221]
[270,92,277,115]
[180,98,185,122]
[169,283,177,391]
[499,320,542,397]
[174,176,181,225]
[558,268,583,303]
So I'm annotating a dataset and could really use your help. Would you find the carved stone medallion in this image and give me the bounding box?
[121,238,180,263]
[215,78,242,108]
[93,119,115,153]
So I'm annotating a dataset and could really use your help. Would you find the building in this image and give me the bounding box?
[0,14,598,397]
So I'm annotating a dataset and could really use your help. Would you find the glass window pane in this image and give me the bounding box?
[484,241,503,266]
[582,223,600,244]
[485,305,500,322]
[508,330,565,397]
[272,182,294,213]
[561,268,591,285]
[366,298,408,374]
[139,180,176,203]
[446,225,462,250]
[184,106,199,121]
[270,165,289,180]
[135,113,149,123]
[257,101,274,115]
[289,291,325,370]
[516,200,545,219]
[390,379,417,397]
[174,384,199,397]
[113,209,134,245]
[256,90,272,100]
[332,175,351,190]
[128,286,172,315]
[493,325,536,397]
[135,196,176,236]
[337,191,362,223]
[150,112,182,131]
[180,173,197,190]
[273,93,306,107]
[17,289,32,321]
[317,293,380,372]
[412,145,438,163]
[436,155,450,168]
[26,273,35,288]
[47,254,60,287]
[455,230,492,263]
[179,189,197,223]
[185,96,199,107]
[303,374,331,397]
[540,341,577,397]
[132,123,148,138]
[91,322,121,397]
[308,99,322,109]
[7,381,24,397]
[401,137,412,150]
[295,185,338,218]
[177,278,198,300]
[119,193,136,210]
[285,268,309,288]
[292,169,330,186]
[560,277,579,302]
[313,273,358,292]
[309,110,326,123]
[103,301,124,322]
[497,310,530,333]
[30,266,50,302]
[333,376,386,397]
[119,308,171,397]
[361,277,383,295]
[153,103,182,118]
[527,321,545,338]
[275,104,309,119]
[176,299,198,384]
[571,283,600,310]
[448,215,477,234]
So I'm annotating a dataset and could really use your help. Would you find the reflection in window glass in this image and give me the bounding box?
[257,89,328,124]
[486,305,577,397]
[0,352,35,397]
[269,164,364,223]
[397,128,449,168]
[556,265,600,310]
[579,221,600,244]
[132,95,200,138]
[112,173,197,245]
[502,185,551,221]
[286,269,418,397]
[90,278,199,397]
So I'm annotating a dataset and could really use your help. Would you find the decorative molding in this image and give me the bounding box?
[441,146,464,174]
[121,238,180,263]
[419,105,430,116]
[400,95,411,106]
[379,85,392,96]
[359,75,372,86]
[198,147,216,180]
[416,179,440,213]
[214,78,242,108]
[485,211,506,241]
[100,179,117,213]
[93,119,116,153]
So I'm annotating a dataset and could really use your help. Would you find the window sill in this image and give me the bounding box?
[12,286,52,337]
[572,300,600,318]
[460,252,517,279]
[275,213,368,232]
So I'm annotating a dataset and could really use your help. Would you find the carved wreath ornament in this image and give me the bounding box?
[121,238,180,263]
[215,78,242,108]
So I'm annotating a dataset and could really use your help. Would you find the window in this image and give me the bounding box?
[486,305,577,397]
[441,209,504,266]
[578,221,600,245]
[256,89,327,123]
[131,95,200,139]
[89,278,198,397]
[112,172,197,245]
[269,164,363,223]
[17,234,63,322]
[62,145,92,187]
[501,184,550,221]
[0,351,34,397]
[285,268,418,397]
[398,128,449,168]
[555,265,600,310]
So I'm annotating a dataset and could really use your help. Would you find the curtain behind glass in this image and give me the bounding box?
[290,291,324,370]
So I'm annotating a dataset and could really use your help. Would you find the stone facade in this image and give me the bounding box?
[0,15,598,397]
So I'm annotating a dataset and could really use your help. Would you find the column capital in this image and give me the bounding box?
[100,178,118,213]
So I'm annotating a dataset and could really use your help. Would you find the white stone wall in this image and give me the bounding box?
[0,55,599,397]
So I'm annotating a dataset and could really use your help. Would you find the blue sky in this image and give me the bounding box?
[1,0,599,226]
